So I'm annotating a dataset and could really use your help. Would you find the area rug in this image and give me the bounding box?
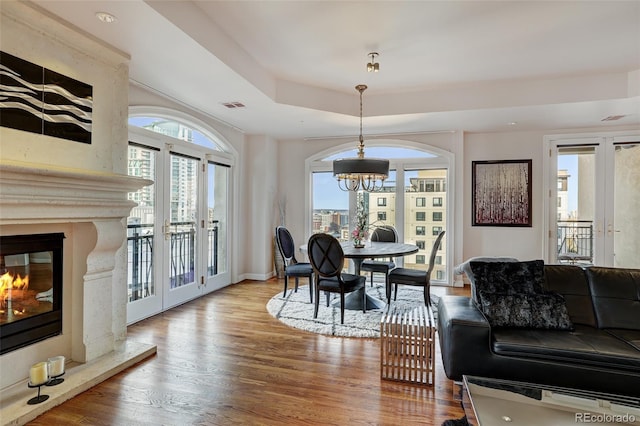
[266,284,439,338]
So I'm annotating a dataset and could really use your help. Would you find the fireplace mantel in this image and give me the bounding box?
[0,162,152,224]
[0,161,156,424]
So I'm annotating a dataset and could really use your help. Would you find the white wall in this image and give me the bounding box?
[463,130,545,261]
[0,2,129,173]
[242,135,278,279]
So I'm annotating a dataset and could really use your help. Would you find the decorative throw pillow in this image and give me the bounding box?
[469,260,545,298]
[478,291,574,330]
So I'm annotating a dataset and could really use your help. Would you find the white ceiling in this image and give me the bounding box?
[31,0,640,139]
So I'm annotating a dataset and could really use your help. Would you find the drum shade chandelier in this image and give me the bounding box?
[333,84,389,192]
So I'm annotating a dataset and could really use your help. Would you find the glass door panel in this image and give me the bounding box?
[613,143,640,268]
[165,152,201,307]
[555,147,596,265]
[403,169,447,281]
[205,162,229,290]
[126,144,162,323]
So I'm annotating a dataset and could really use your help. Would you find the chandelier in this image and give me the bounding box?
[333,84,389,192]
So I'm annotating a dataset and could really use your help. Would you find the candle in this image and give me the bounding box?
[48,356,65,377]
[29,362,49,385]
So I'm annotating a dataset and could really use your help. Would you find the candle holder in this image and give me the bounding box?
[46,371,65,386]
[27,382,49,405]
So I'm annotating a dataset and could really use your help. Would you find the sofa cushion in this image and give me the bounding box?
[543,264,596,327]
[586,266,640,330]
[470,260,545,297]
[492,325,640,371]
[455,256,519,301]
[606,329,640,352]
[478,291,574,330]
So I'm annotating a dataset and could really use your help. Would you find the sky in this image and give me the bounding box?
[558,155,578,213]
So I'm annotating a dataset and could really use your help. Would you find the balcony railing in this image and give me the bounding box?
[127,223,154,302]
[127,220,219,301]
[168,221,196,289]
[557,220,593,264]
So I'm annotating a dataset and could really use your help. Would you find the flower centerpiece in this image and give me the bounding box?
[352,197,368,248]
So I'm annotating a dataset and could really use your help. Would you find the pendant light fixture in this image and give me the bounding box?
[367,52,379,72]
[333,84,389,192]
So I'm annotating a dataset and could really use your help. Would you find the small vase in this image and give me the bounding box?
[353,240,365,248]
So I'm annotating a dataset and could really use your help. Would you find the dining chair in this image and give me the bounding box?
[387,230,445,306]
[275,226,314,302]
[360,225,397,287]
[307,233,366,324]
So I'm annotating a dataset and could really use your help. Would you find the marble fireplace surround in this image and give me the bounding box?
[0,162,156,425]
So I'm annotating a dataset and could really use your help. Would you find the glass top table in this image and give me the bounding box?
[462,375,640,426]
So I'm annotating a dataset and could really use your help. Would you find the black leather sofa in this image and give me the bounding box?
[438,263,640,397]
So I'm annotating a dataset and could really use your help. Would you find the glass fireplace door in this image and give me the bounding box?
[0,233,64,354]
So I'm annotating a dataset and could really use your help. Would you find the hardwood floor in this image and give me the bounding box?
[28,280,470,425]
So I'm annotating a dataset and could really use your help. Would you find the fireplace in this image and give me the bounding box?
[0,233,64,355]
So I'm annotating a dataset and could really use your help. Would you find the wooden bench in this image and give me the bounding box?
[380,305,435,385]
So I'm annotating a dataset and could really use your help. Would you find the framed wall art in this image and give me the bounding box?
[472,159,532,227]
[0,50,93,144]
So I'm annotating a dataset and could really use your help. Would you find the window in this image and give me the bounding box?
[432,212,443,221]
[416,255,425,264]
[377,212,387,221]
[558,197,562,207]
[416,212,426,221]
[436,270,445,280]
[311,171,349,240]
[415,178,447,193]
[416,240,425,250]
[312,149,449,279]
[433,197,442,207]
[432,226,443,236]
[129,116,222,150]
[435,255,442,265]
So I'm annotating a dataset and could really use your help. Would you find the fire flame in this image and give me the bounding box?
[0,272,29,308]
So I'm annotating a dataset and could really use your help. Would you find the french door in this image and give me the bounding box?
[126,128,230,324]
[546,133,640,267]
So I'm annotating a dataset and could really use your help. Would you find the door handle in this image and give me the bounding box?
[606,223,621,235]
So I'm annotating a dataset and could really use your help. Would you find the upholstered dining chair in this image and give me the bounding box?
[275,226,314,302]
[360,225,398,287]
[307,233,366,324]
[387,230,445,306]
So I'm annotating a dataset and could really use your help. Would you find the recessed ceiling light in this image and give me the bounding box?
[95,12,117,23]
[507,122,518,126]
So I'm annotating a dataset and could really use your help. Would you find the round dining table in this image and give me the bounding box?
[301,240,419,310]
[340,241,418,310]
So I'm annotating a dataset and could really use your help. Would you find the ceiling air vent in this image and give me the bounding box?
[221,101,246,109]
[601,115,626,122]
